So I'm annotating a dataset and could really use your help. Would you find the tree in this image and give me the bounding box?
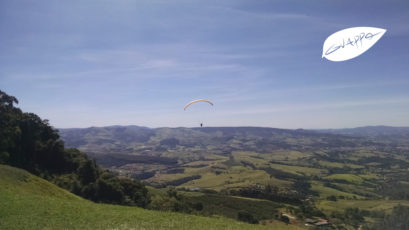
[327,195,337,201]
[78,160,98,184]
[0,90,18,107]
[238,210,259,224]
[280,215,290,224]
[292,178,311,196]
[119,178,150,207]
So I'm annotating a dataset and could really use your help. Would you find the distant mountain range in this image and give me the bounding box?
[314,126,409,138]
[58,125,363,155]
[58,125,409,156]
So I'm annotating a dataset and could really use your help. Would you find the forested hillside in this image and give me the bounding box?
[0,90,149,207]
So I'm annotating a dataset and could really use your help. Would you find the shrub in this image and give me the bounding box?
[237,210,259,224]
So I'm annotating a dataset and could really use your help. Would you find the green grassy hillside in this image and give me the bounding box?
[0,165,304,230]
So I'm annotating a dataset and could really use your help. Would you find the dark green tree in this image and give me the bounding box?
[238,210,259,224]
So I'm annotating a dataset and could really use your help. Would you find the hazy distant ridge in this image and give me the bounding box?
[314,126,409,137]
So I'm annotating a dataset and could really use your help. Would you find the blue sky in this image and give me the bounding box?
[1,0,409,129]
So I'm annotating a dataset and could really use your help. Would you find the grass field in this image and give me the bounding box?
[0,165,305,230]
[317,199,409,214]
[183,193,283,220]
[318,160,364,169]
[269,163,326,177]
[325,174,364,184]
[181,167,272,190]
[310,181,364,199]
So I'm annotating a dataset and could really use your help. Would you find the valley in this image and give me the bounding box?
[59,126,409,228]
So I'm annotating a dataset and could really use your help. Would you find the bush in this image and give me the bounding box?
[280,215,290,224]
[237,210,259,224]
[327,195,337,201]
[193,202,204,211]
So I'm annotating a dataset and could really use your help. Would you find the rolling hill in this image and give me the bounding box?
[57,125,409,229]
[0,164,303,230]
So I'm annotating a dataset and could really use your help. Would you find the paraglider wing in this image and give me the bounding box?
[184,99,214,110]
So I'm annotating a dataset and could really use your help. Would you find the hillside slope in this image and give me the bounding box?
[0,165,303,230]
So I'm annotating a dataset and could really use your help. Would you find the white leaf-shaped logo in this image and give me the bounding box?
[322,27,386,62]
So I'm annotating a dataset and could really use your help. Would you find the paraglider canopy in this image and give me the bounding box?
[184,99,213,110]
